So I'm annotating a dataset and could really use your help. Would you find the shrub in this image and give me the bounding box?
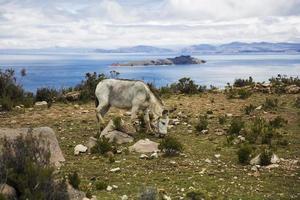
[186,191,207,200]
[206,110,213,114]
[246,117,272,144]
[260,149,272,166]
[68,171,80,189]
[237,88,252,99]
[91,137,113,155]
[0,69,34,111]
[113,116,123,131]
[228,117,244,135]
[269,116,287,128]
[261,129,274,145]
[237,145,252,164]
[195,115,208,132]
[36,87,59,107]
[0,132,68,199]
[158,136,183,156]
[95,181,108,190]
[225,87,251,99]
[244,104,256,115]
[171,77,199,94]
[295,97,300,108]
[233,77,254,87]
[269,74,300,87]
[218,115,227,125]
[139,187,158,200]
[263,98,278,110]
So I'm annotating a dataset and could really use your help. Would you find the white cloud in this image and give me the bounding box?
[0,0,299,49]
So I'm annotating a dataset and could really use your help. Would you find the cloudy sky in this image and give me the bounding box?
[0,0,300,49]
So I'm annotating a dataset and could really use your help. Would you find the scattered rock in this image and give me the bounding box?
[214,154,221,159]
[150,152,159,159]
[285,84,300,94]
[250,154,261,165]
[139,154,149,159]
[102,130,134,144]
[251,165,258,171]
[187,130,193,134]
[110,167,121,173]
[265,164,279,169]
[0,184,17,200]
[129,139,159,153]
[205,158,212,164]
[64,91,81,101]
[74,144,88,155]
[215,129,225,136]
[0,127,65,167]
[271,154,280,164]
[123,111,131,116]
[34,101,48,109]
[162,194,171,200]
[121,195,128,200]
[200,129,208,134]
[106,185,113,191]
[255,105,262,110]
[226,113,233,117]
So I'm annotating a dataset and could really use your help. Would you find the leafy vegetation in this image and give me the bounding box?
[263,97,278,110]
[90,137,113,155]
[228,117,244,136]
[68,171,81,189]
[158,136,183,156]
[244,104,256,115]
[233,76,254,87]
[237,145,252,164]
[260,148,272,166]
[95,181,108,191]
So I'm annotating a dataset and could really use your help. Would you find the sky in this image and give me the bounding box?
[0,0,300,49]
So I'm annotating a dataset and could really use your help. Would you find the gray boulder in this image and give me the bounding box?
[0,184,17,200]
[100,120,134,144]
[0,127,65,167]
[129,139,159,153]
[34,101,48,109]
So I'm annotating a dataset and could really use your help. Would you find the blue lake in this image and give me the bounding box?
[0,53,299,92]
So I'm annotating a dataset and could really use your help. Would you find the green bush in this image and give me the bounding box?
[186,191,207,200]
[246,117,272,144]
[139,187,158,200]
[269,74,300,87]
[0,69,34,111]
[228,117,244,135]
[0,132,68,199]
[175,77,199,94]
[113,116,123,131]
[225,87,251,99]
[237,145,252,164]
[218,115,227,125]
[36,87,59,107]
[263,98,278,110]
[91,137,113,155]
[233,77,254,87]
[195,115,208,132]
[237,88,252,99]
[68,171,80,189]
[159,136,183,156]
[260,149,272,166]
[95,181,108,190]
[269,116,287,128]
[244,104,256,115]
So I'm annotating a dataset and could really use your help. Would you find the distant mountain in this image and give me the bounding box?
[94,45,174,53]
[181,42,300,54]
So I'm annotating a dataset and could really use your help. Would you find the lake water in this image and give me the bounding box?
[0,53,299,92]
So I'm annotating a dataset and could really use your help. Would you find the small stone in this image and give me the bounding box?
[187,130,193,134]
[271,154,280,164]
[110,167,121,172]
[74,144,88,155]
[226,113,233,117]
[255,105,262,110]
[170,160,176,165]
[112,185,118,189]
[265,164,279,169]
[150,152,158,159]
[250,154,261,165]
[201,129,209,134]
[106,185,113,191]
[139,154,149,159]
[214,154,221,159]
[162,194,171,200]
[251,166,258,171]
[121,195,128,200]
[205,158,212,163]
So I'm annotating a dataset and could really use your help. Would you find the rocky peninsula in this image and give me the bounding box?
[111,55,206,66]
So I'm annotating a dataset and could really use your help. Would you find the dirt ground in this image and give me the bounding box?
[0,92,299,199]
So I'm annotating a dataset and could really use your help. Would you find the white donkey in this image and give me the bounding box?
[95,79,168,133]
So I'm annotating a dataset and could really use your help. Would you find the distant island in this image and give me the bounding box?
[111,55,206,66]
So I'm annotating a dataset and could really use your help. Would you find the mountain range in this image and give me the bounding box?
[1,42,300,54]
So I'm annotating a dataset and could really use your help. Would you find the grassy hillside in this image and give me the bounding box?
[1,92,299,199]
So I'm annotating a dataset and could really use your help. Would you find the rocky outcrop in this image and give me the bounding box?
[111,55,206,66]
[0,127,65,167]
[100,120,134,144]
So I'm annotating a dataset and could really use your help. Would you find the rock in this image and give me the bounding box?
[200,129,208,134]
[129,139,159,153]
[123,111,131,116]
[112,185,118,189]
[255,105,262,110]
[285,84,300,94]
[150,152,159,159]
[87,137,97,152]
[140,154,149,159]
[265,164,279,169]
[271,154,280,164]
[100,120,134,144]
[187,130,193,134]
[63,91,81,101]
[250,154,261,165]
[67,183,86,200]
[110,167,121,172]
[121,195,128,200]
[102,130,134,144]
[74,144,88,155]
[251,165,258,171]
[170,118,180,125]
[0,127,65,167]
[162,194,171,200]
[106,185,113,191]
[215,129,225,136]
[158,116,169,136]
[0,184,17,200]
[237,135,246,142]
[205,158,212,163]
[214,154,221,159]
[226,113,233,117]
[34,101,48,109]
